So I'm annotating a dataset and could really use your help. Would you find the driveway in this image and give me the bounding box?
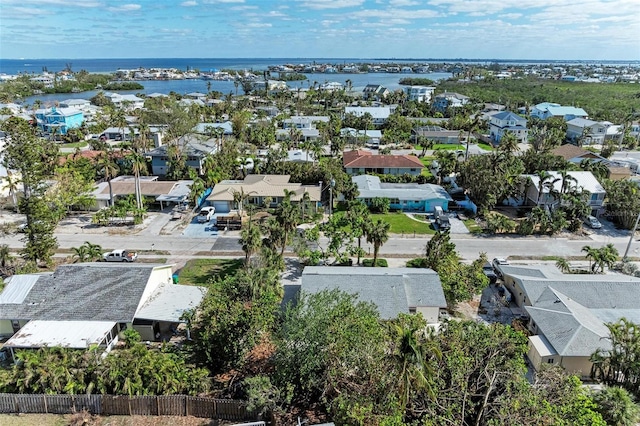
[182,216,220,238]
[448,216,470,234]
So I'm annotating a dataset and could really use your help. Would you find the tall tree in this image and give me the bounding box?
[366,219,390,267]
[1,117,59,265]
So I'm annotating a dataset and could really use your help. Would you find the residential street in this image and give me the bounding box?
[2,210,638,266]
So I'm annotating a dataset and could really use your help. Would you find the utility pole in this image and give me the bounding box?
[329,178,335,218]
[623,210,640,260]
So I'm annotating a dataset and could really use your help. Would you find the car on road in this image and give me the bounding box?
[103,249,138,262]
[584,215,602,229]
[482,262,498,284]
[197,206,216,223]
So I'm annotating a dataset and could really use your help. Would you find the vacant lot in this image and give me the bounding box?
[177,258,243,286]
[371,212,435,235]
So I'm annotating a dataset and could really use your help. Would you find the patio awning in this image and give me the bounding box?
[135,284,207,323]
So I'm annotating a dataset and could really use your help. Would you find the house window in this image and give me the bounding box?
[547,359,555,364]
[591,194,598,201]
[409,307,416,314]
[410,168,417,172]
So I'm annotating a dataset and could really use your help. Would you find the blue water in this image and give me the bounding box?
[2,57,637,75]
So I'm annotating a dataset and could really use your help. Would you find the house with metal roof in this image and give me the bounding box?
[433,92,470,112]
[206,174,321,214]
[34,106,84,136]
[521,170,606,215]
[530,102,588,121]
[405,86,435,103]
[91,175,193,210]
[411,125,466,145]
[499,264,640,377]
[343,150,424,176]
[489,111,528,143]
[301,267,447,323]
[0,264,206,359]
[352,175,452,213]
[344,106,392,126]
[362,84,391,101]
[566,118,616,145]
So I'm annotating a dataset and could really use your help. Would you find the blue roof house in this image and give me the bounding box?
[352,175,452,213]
[34,107,84,135]
[489,111,528,143]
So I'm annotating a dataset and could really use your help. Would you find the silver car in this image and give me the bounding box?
[585,215,602,229]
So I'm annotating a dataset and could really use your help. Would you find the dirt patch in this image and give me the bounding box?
[0,414,223,426]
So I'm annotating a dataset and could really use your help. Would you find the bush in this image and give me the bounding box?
[363,258,388,267]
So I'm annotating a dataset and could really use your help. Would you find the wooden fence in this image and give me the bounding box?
[0,394,257,420]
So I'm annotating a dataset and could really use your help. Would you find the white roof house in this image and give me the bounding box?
[522,170,606,212]
[344,106,392,126]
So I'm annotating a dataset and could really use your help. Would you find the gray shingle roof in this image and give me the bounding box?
[301,267,445,319]
[506,266,640,358]
[525,287,611,356]
[0,264,159,322]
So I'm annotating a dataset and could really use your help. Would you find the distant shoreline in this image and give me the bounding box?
[4,57,639,63]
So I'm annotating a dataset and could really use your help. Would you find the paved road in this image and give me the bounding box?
[4,229,638,263]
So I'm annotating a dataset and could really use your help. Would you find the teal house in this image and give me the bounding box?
[352,175,452,213]
[34,107,84,136]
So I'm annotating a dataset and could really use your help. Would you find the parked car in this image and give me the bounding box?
[492,258,510,278]
[434,206,451,230]
[482,262,498,284]
[584,215,602,229]
[103,249,138,262]
[197,206,216,223]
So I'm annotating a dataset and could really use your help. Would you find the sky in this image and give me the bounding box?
[1,0,639,60]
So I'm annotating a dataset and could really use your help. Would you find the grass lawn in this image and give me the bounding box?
[371,212,435,235]
[463,219,483,234]
[477,143,494,151]
[178,258,243,286]
[60,141,89,149]
[432,144,465,150]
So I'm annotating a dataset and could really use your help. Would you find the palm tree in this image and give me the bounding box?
[391,319,440,412]
[345,200,371,264]
[555,258,572,273]
[596,243,619,273]
[0,244,13,269]
[299,190,311,222]
[97,152,119,207]
[498,130,519,154]
[72,244,89,263]
[83,241,104,261]
[239,223,262,267]
[275,190,299,256]
[582,245,597,273]
[366,219,390,267]
[2,171,20,211]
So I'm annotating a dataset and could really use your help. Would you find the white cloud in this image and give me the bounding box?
[5,0,101,6]
[245,22,272,28]
[389,0,420,5]
[107,3,141,12]
[298,0,365,10]
[181,1,197,6]
[202,0,245,3]
[351,7,442,19]
[3,6,51,18]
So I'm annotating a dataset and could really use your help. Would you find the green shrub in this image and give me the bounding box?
[363,258,388,267]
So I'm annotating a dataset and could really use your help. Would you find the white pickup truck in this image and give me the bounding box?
[103,249,138,262]
[197,206,215,223]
